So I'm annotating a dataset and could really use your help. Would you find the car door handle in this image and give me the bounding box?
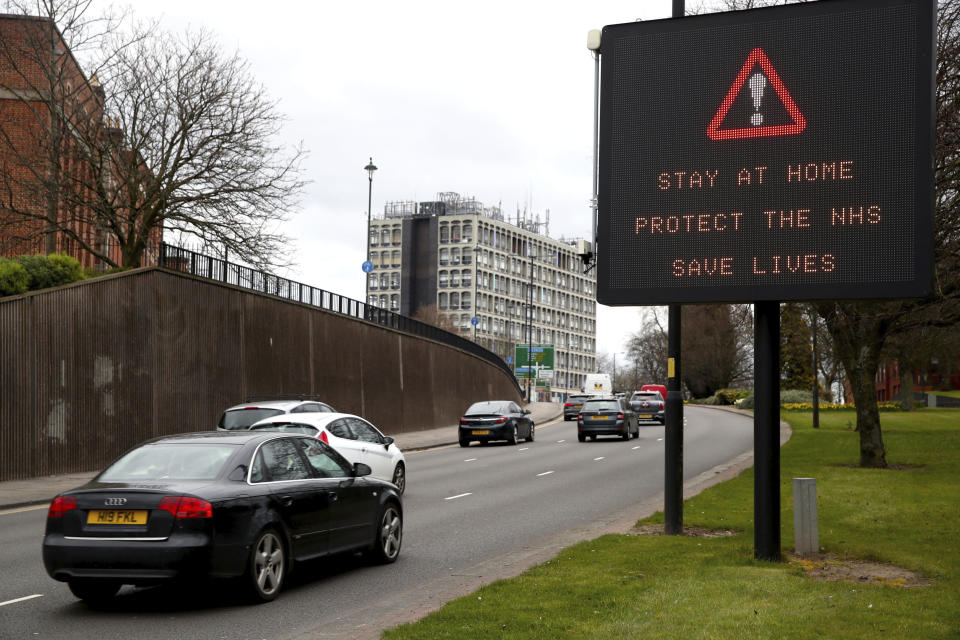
[279,495,293,507]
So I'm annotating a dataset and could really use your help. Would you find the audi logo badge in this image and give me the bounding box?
[104,497,127,506]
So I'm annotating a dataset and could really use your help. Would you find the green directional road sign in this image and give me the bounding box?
[514,344,554,380]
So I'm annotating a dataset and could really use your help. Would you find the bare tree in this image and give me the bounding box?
[1,3,305,269]
[0,0,137,255]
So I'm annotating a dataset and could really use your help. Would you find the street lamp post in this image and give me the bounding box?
[364,157,378,302]
[526,241,535,402]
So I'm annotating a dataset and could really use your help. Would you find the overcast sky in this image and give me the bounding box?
[141,1,676,358]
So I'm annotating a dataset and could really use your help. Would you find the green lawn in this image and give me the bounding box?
[384,409,960,639]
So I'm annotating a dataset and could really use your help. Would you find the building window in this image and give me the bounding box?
[369,274,378,290]
[462,291,471,310]
[371,252,380,267]
[379,294,388,308]
[462,269,472,287]
[439,292,448,310]
[463,223,473,242]
[462,247,472,265]
[391,250,401,267]
[440,225,450,243]
[439,271,449,288]
[391,272,400,289]
[451,292,460,309]
[451,270,460,287]
[370,229,379,247]
[452,223,461,243]
[451,247,461,265]
[391,228,401,244]
[439,248,449,266]
[381,229,390,245]
[379,274,389,289]
[368,294,378,305]
[390,294,399,311]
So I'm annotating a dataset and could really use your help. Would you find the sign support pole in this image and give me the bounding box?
[663,0,685,538]
[754,300,781,560]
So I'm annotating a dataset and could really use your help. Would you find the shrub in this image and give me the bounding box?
[16,253,85,290]
[0,258,29,296]
[715,388,751,405]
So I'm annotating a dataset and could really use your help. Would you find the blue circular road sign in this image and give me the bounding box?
[471,316,479,326]
[361,260,373,273]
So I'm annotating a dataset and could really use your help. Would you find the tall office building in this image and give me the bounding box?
[367,192,597,401]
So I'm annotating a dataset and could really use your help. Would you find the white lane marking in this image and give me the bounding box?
[536,470,555,477]
[657,438,664,442]
[556,439,566,443]
[445,493,472,501]
[0,505,46,516]
[632,446,641,450]
[0,594,43,607]
[464,458,477,462]
[594,457,605,461]
[518,447,529,451]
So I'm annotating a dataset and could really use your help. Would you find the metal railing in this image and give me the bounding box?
[158,243,519,387]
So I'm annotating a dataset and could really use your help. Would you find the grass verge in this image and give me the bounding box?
[383,409,960,639]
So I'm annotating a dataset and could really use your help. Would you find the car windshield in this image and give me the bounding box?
[465,401,509,415]
[99,443,237,481]
[219,408,285,430]
[583,400,620,412]
[250,423,319,436]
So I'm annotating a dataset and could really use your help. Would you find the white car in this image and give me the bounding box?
[248,413,406,494]
[217,397,336,431]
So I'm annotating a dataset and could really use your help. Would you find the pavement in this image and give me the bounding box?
[0,402,564,511]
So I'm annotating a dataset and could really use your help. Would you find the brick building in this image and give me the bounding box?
[0,13,159,269]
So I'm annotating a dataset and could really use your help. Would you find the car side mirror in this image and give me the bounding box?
[383,436,395,449]
[523,409,531,415]
[354,462,373,477]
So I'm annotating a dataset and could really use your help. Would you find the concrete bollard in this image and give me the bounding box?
[793,478,819,556]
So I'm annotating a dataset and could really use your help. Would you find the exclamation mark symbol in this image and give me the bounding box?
[749,72,767,126]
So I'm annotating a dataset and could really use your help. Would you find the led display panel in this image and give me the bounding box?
[596,0,935,305]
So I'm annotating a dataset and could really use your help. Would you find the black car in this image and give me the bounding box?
[43,431,402,604]
[563,394,595,421]
[629,390,666,424]
[458,401,534,446]
[577,397,639,442]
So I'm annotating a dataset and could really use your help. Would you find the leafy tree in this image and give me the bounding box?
[780,302,814,391]
[0,258,29,295]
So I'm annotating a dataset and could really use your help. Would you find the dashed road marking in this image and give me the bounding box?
[632,446,641,450]
[464,458,477,462]
[445,493,472,501]
[536,471,555,477]
[0,594,43,608]
[594,457,605,461]
[557,439,566,443]
[657,438,664,442]
[518,447,529,451]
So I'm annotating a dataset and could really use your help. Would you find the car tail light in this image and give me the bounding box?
[496,417,507,424]
[158,496,213,519]
[659,402,664,410]
[459,418,468,425]
[48,496,76,518]
[617,413,625,420]
[564,402,573,408]
[320,430,329,444]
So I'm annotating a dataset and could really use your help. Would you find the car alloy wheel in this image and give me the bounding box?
[526,424,535,442]
[248,529,285,602]
[369,503,403,564]
[392,463,406,494]
[508,425,518,445]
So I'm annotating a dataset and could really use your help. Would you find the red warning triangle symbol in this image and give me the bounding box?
[706,48,806,141]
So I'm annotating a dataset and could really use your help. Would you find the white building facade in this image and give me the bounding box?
[366,193,596,401]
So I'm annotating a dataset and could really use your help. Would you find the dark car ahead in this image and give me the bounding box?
[577,397,639,442]
[563,394,594,421]
[458,401,534,447]
[629,390,666,424]
[43,431,402,604]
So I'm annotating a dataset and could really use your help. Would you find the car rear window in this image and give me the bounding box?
[99,443,237,481]
[631,393,660,401]
[219,408,285,430]
[250,423,320,437]
[465,401,508,415]
[583,400,621,412]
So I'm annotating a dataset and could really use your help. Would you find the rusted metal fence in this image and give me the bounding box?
[0,268,522,481]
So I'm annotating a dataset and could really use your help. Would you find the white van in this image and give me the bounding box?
[583,373,612,397]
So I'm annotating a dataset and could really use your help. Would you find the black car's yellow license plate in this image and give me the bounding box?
[472,430,490,435]
[637,414,652,419]
[87,509,148,525]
